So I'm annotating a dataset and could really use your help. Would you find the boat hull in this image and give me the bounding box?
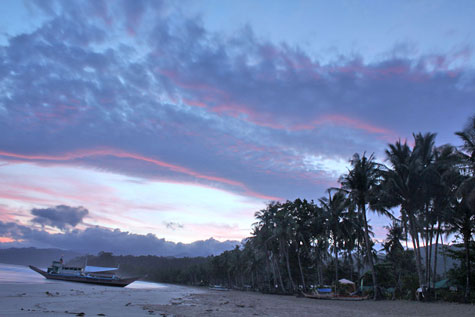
[302,292,369,301]
[29,265,139,287]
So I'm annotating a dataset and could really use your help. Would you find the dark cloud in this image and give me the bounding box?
[0,0,473,202]
[164,221,183,231]
[31,205,88,230]
[0,221,238,257]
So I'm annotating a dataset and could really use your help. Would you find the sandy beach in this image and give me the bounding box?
[0,280,202,316]
[147,289,475,317]
[2,281,475,316]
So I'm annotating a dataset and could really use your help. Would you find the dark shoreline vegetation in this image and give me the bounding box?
[77,116,473,303]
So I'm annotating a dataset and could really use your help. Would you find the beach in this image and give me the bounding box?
[0,277,201,316]
[2,284,475,316]
[147,289,475,316]
[1,264,475,316]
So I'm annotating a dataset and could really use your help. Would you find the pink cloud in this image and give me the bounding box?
[0,191,61,206]
[157,66,402,138]
[182,98,207,108]
[0,148,280,201]
[0,206,17,222]
[186,223,249,241]
[298,114,393,134]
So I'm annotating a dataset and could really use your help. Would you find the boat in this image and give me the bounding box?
[302,279,369,301]
[29,260,140,287]
[208,285,230,291]
[302,291,369,301]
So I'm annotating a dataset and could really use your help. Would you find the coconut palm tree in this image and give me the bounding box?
[291,198,315,290]
[446,190,474,302]
[309,204,329,285]
[453,116,475,302]
[340,152,388,300]
[253,203,286,292]
[319,189,349,289]
[383,221,405,298]
[455,115,475,170]
[383,139,428,291]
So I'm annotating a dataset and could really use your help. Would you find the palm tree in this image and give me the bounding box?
[446,194,474,302]
[383,221,406,298]
[319,189,349,290]
[274,201,296,292]
[383,138,428,291]
[455,115,475,170]
[253,204,286,292]
[453,116,475,302]
[291,198,314,290]
[309,204,329,286]
[455,115,475,217]
[429,145,460,287]
[340,152,388,300]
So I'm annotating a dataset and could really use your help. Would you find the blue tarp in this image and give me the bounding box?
[84,266,118,273]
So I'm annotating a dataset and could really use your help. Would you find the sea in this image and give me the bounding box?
[0,262,167,289]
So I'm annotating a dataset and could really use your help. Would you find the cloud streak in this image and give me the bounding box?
[0,149,280,200]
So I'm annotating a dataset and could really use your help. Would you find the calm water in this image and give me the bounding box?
[0,263,166,289]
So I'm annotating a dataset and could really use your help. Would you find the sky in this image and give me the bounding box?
[0,0,474,255]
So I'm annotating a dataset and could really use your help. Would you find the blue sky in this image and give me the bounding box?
[187,1,475,65]
[0,0,473,254]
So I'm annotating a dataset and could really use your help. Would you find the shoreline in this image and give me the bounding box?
[2,281,475,316]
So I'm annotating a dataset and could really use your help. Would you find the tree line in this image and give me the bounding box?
[213,116,474,301]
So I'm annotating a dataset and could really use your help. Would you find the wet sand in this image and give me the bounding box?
[0,281,202,316]
[2,282,475,316]
[148,289,475,317]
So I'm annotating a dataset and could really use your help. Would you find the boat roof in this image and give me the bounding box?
[338,278,355,285]
[84,266,118,272]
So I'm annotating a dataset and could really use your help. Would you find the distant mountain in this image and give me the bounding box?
[376,244,459,278]
[173,238,241,257]
[0,221,240,257]
[0,247,83,267]
[0,238,240,267]
[419,244,459,277]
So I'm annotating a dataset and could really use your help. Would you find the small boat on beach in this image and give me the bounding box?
[29,260,140,287]
[302,291,369,301]
[302,279,369,301]
[208,285,230,291]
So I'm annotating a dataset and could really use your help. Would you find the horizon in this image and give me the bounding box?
[0,0,474,255]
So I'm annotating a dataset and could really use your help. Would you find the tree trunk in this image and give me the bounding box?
[297,247,306,290]
[349,252,354,282]
[265,251,272,290]
[251,270,254,288]
[282,242,295,292]
[428,224,430,288]
[409,213,425,289]
[272,254,285,293]
[361,203,380,300]
[441,235,447,278]
[463,230,471,303]
[334,240,339,295]
[433,221,441,286]
[428,222,434,290]
[356,242,362,280]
